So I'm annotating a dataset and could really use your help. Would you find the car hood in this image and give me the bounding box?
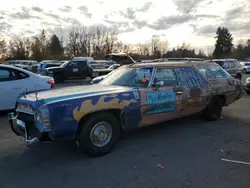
[20,84,136,104]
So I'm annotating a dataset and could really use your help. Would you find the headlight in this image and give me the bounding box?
[246,77,250,84]
[36,105,50,128]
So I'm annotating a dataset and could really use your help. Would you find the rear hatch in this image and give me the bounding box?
[105,53,135,65]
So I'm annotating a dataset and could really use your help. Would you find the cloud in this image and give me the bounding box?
[148,14,217,30]
[173,0,205,14]
[10,12,40,20]
[78,6,92,18]
[0,16,4,20]
[118,1,153,20]
[133,20,148,29]
[121,8,136,20]
[44,12,61,20]
[193,4,250,36]
[0,22,12,32]
[137,2,153,12]
[59,6,72,12]
[32,6,43,12]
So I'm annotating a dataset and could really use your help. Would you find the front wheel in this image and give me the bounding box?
[77,112,121,157]
[202,97,223,121]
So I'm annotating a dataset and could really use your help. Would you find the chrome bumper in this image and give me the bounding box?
[8,113,39,145]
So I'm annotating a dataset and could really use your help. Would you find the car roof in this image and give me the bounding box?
[72,57,93,61]
[127,61,212,68]
[0,64,33,74]
[211,59,226,61]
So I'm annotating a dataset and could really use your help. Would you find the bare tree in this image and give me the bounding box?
[0,38,7,59]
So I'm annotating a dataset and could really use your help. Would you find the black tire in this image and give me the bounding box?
[202,97,223,121]
[246,91,250,95]
[77,112,121,157]
[236,73,242,81]
[54,74,64,83]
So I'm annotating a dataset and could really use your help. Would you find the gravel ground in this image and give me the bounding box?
[0,77,250,188]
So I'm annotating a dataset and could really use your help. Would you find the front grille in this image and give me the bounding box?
[25,122,40,139]
[17,111,35,123]
[17,111,40,139]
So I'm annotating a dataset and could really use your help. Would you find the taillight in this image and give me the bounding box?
[47,79,55,88]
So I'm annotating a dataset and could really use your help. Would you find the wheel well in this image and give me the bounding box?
[213,95,226,106]
[76,109,123,138]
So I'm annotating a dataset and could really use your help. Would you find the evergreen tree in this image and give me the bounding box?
[48,34,64,59]
[213,27,233,58]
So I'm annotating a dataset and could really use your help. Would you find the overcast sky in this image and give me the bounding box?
[0,0,249,49]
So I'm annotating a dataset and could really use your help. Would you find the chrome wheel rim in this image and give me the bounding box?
[90,122,112,147]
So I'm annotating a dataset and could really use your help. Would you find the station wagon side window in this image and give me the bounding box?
[196,64,231,79]
[154,68,178,87]
[175,67,208,88]
[0,69,11,82]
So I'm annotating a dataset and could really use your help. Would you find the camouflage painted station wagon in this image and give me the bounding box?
[9,61,244,157]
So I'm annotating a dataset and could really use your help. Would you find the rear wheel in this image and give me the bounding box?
[54,74,64,83]
[77,112,121,157]
[203,97,223,121]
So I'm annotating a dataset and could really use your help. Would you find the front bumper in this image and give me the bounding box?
[8,113,51,144]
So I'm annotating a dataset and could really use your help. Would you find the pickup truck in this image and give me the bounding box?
[44,57,112,83]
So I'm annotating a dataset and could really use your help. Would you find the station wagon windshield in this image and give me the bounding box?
[99,67,153,87]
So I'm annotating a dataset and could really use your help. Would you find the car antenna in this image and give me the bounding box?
[35,87,38,101]
[24,88,27,98]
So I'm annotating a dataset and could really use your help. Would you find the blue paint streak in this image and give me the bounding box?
[43,91,110,103]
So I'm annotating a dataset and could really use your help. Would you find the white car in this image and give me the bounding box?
[0,65,55,111]
[242,62,250,74]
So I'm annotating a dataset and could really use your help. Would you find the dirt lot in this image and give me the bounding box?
[0,80,250,188]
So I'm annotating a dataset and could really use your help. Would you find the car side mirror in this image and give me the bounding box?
[152,80,164,89]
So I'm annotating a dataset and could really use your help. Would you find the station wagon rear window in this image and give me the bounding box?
[196,64,231,79]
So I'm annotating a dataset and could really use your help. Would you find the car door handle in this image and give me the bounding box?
[176,91,183,95]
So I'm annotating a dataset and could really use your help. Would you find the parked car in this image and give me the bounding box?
[37,62,61,75]
[244,77,250,94]
[14,60,39,71]
[90,64,120,84]
[4,60,21,66]
[8,61,243,157]
[44,57,95,83]
[205,59,243,80]
[105,52,136,65]
[242,62,250,74]
[0,65,54,111]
